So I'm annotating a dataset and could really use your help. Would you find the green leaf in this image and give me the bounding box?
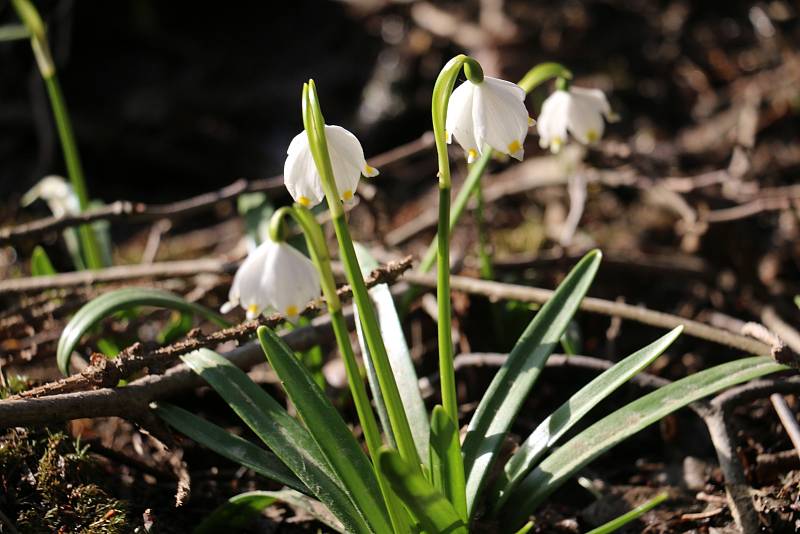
[30,245,57,276]
[194,489,346,534]
[153,403,306,493]
[493,326,683,509]
[585,492,668,534]
[462,250,602,515]
[354,243,430,463]
[378,448,467,534]
[257,326,391,534]
[500,356,787,529]
[57,288,229,375]
[194,491,278,534]
[429,405,467,521]
[181,349,372,534]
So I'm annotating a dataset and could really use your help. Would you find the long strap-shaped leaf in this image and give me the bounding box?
[379,448,467,534]
[58,287,229,375]
[492,326,683,509]
[462,250,602,515]
[499,356,787,529]
[181,349,372,534]
[153,403,307,494]
[257,326,392,534]
[430,404,467,521]
[194,489,345,534]
[354,243,430,464]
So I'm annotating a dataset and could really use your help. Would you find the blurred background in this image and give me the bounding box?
[2,1,800,531]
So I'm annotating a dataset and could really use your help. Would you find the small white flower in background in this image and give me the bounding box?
[221,239,321,322]
[446,76,531,163]
[284,125,378,208]
[21,175,80,217]
[536,86,617,153]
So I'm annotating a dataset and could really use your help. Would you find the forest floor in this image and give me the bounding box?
[1,1,800,532]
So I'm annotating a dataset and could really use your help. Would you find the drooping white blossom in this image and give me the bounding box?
[284,125,378,208]
[536,86,616,153]
[221,239,320,322]
[445,76,531,163]
[21,175,80,217]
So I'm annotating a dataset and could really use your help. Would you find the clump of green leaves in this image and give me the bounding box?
[0,429,130,533]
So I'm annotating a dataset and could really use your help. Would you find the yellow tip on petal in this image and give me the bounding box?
[507,140,522,154]
[550,136,563,153]
[343,190,354,201]
[528,116,535,126]
[247,304,259,316]
[586,129,599,143]
[467,148,478,163]
[298,196,311,207]
[364,164,378,177]
[285,305,299,317]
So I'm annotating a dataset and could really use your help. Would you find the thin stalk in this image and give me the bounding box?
[11,0,104,269]
[271,206,409,533]
[302,81,422,473]
[585,492,668,534]
[43,76,104,269]
[436,187,457,419]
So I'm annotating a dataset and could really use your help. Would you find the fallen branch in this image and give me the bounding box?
[403,270,782,360]
[0,258,233,295]
[14,256,413,399]
[0,133,435,245]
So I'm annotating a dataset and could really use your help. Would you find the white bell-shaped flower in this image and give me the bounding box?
[445,76,531,163]
[284,125,378,208]
[536,86,615,153]
[222,239,321,322]
[21,175,80,217]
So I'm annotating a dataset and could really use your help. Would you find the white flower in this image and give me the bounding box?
[21,175,80,217]
[284,125,378,208]
[221,239,321,322]
[536,87,616,153]
[445,76,531,163]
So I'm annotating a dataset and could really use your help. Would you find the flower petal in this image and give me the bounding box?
[284,131,324,207]
[324,125,367,202]
[567,90,606,145]
[262,242,321,322]
[536,90,570,153]
[473,77,529,160]
[445,80,480,160]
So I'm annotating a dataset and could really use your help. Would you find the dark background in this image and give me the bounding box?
[3,0,796,208]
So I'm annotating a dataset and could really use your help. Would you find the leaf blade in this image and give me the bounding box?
[354,243,430,462]
[257,326,392,534]
[379,448,467,534]
[153,402,307,494]
[462,249,602,515]
[429,405,467,521]
[500,356,787,529]
[181,349,372,534]
[57,287,229,375]
[493,326,683,508]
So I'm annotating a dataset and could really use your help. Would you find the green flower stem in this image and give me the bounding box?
[12,0,104,270]
[431,54,482,429]
[302,80,422,474]
[585,492,668,534]
[269,206,409,533]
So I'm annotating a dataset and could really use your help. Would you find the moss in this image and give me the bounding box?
[0,429,131,533]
